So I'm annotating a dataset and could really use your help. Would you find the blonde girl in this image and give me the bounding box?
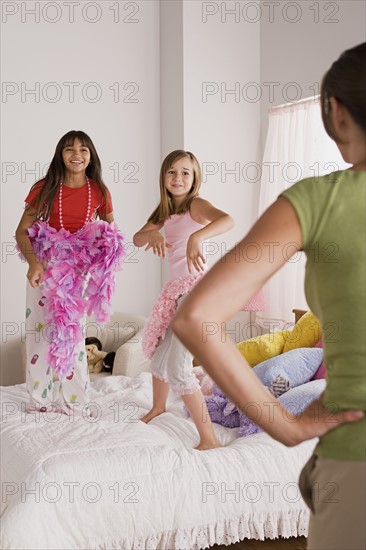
[134,150,236,449]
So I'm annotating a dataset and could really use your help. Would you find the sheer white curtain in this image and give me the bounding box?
[257,96,349,327]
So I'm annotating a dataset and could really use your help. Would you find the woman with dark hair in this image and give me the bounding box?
[173,43,366,548]
[15,130,124,417]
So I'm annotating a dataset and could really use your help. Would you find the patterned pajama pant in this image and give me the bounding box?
[25,283,91,416]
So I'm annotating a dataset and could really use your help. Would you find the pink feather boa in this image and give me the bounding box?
[22,221,125,378]
[142,274,204,359]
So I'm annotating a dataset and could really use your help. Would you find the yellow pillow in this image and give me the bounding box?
[236,331,289,367]
[283,311,322,353]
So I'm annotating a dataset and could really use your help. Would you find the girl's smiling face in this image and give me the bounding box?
[164,158,194,206]
[62,138,91,176]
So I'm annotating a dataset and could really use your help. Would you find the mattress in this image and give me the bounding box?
[0,373,315,549]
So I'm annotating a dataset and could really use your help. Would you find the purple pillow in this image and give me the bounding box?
[239,379,326,437]
[311,340,326,380]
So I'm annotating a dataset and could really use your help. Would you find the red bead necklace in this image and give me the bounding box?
[58,177,92,230]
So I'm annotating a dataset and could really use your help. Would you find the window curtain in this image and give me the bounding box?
[257,96,349,328]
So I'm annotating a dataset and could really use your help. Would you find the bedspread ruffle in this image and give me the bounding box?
[19,220,125,378]
[142,274,204,359]
[93,508,309,549]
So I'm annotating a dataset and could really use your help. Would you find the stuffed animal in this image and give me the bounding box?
[85,337,115,374]
[193,366,214,396]
[200,347,325,437]
[205,379,326,437]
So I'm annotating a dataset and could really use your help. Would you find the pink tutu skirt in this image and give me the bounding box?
[142,275,204,359]
[142,275,265,360]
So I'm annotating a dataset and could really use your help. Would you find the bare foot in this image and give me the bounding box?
[194,437,221,451]
[140,408,165,423]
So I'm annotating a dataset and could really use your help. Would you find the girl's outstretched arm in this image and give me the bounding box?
[190,197,234,238]
[133,220,172,258]
[173,197,364,445]
[15,207,44,288]
[187,198,234,273]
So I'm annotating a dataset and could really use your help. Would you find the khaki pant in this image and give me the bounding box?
[299,454,366,550]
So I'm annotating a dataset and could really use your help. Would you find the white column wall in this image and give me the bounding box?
[182,0,261,340]
[1,0,161,385]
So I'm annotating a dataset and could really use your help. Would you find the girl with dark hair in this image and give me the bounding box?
[25,130,110,224]
[15,130,124,417]
[174,43,366,548]
[133,150,237,450]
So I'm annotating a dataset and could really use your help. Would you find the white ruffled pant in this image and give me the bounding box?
[150,296,200,395]
[25,283,91,416]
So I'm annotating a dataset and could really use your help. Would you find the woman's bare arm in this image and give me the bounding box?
[173,197,363,445]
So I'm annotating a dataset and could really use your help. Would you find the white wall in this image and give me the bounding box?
[1,0,365,385]
[1,0,161,385]
[182,0,261,338]
[258,0,365,321]
[260,0,366,148]
[160,0,184,157]
[183,0,261,236]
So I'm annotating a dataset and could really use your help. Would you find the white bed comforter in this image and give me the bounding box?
[0,373,315,550]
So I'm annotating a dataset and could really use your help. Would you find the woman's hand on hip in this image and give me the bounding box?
[289,394,364,446]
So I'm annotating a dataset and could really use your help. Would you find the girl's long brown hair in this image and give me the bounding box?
[148,150,202,225]
[28,130,109,220]
[321,42,366,141]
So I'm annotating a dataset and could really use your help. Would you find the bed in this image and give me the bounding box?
[1,311,315,550]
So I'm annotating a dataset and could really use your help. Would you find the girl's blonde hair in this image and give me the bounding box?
[148,150,201,224]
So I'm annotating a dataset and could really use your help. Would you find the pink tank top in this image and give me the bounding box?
[163,210,208,281]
